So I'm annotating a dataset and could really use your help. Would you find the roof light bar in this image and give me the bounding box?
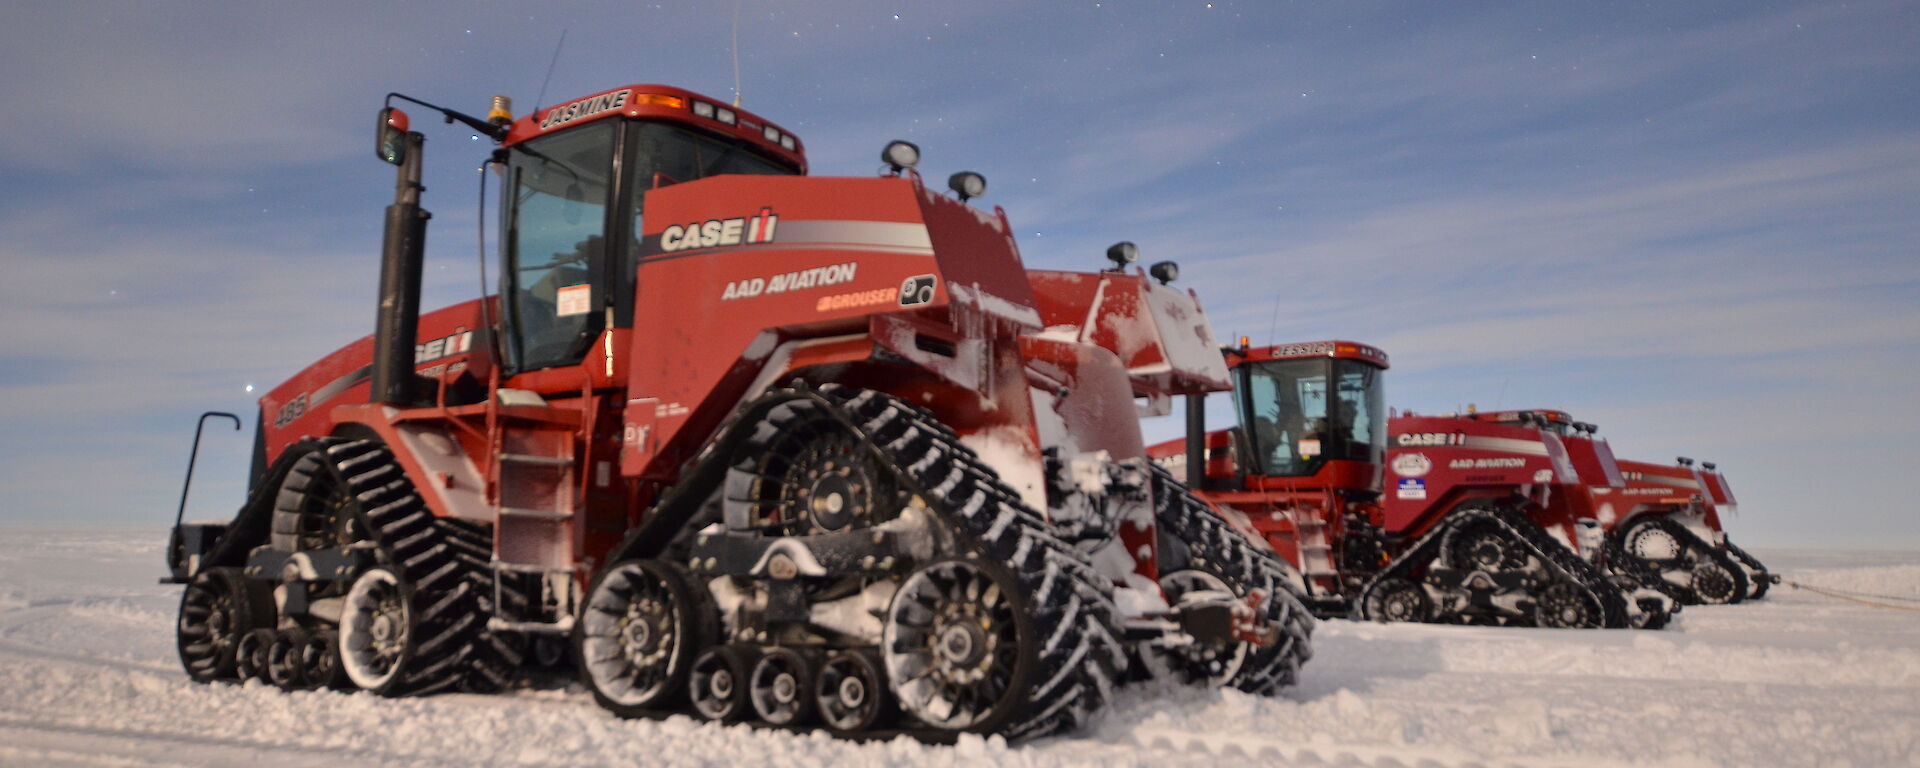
[633,93,685,109]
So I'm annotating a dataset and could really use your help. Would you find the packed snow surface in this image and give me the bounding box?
[2,525,1916,767]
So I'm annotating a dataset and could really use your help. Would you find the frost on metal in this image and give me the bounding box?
[1045,449,1153,585]
[950,282,1043,330]
[1139,281,1229,386]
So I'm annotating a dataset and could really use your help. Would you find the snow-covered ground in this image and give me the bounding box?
[1,525,1915,767]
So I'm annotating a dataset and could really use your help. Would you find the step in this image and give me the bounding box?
[500,453,573,467]
[490,560,567,574]
[497,506,570,521]
[487,616,576,635]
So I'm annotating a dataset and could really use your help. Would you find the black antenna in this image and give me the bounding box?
[731,1,744,107]
[534,29,568,115]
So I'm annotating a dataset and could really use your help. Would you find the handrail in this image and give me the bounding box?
[174,411,242,530]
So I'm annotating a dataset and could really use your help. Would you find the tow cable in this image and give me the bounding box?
[1780,579,1920,613]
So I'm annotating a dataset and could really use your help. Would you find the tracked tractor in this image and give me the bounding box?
[162,84,1311,741]
[1145,341,1671,629]
[1448,410,1772,603]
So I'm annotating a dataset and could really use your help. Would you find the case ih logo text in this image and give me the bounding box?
[660,208,779,253]
[1396,432,1465,447]
[539,90,631,129]
[415,331,473,364]
[722,262,858,301]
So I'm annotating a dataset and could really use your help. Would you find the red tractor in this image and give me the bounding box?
[1443,410,1772,604]
[1148,341,1673,629]
[162,83,1312,741]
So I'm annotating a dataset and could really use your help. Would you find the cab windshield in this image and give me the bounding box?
[1235,357,1385,477]
[506,120,615,372]
[503,119,799,372]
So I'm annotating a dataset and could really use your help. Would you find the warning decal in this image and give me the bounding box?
[556,284,592,316]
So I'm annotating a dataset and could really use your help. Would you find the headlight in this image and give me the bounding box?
[882,140,920,172]
[1106,241,1138,268]
[948,171,986,201]
[1149,260,1180,284]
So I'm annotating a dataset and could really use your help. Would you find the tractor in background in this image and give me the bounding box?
[162,83,1313,741]
[1451,410,1772,603]
[1145,340,1673,628]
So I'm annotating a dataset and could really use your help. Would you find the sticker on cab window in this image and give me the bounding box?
[556,284,592,316]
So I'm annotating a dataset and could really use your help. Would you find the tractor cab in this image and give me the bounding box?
[1225,341,1389,491]
[492,86,805,377]
[1142,340,1389,608]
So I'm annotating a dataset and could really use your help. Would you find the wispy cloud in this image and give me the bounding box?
[1,0,1915,546]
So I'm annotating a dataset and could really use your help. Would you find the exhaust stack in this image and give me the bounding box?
[371,115,428,406]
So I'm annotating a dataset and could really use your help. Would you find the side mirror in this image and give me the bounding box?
[377,107,410,165]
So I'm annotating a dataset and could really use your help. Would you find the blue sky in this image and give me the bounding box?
[2,1,1916,548]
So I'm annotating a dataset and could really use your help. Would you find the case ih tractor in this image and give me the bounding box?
[162,83,1312,741]
[1601,453,1771,601]
[1447,410,1772,603]
[1459,410,1774,602]
[1146,341,1673,629]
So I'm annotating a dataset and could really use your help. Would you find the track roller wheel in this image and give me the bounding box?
[266,629,309,690]
[883,558,1032,734]
[578,559,705,716]
[1154,568,1249,686]
[1449,519,1526,571]
[176,567,270,683]
[1363,577,1432,624]
[816,649,893,737]
[339,567,416,695]
[1624,523,1683,562]
[1533,581,1605,628]
[305,630,346,690]
[690,646,756,722]
[726,400,904,534]
[749,648,816,726]
[237,629,275,682]
[1690,560,1741,604]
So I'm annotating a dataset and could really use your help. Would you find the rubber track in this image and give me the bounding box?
[1602,536,1693,606]
[803,386,1126,740]
[1145,464,1314,695]
[271,438,520,693]
[1725,539,1772,600]
[1355,502,1630,629]
[1614,517,1747,606]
